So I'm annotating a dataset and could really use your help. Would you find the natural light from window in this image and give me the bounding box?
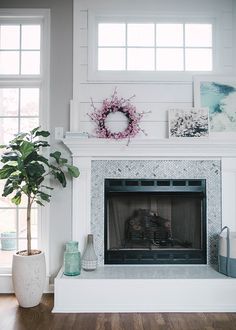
[97,23,212,71]
[0,23,41,268]
[0,24,41,75]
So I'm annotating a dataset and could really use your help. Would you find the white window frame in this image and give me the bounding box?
[0,9,50,283]
[87,11,221,82]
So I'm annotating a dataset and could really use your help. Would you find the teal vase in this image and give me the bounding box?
[64,241,81,276]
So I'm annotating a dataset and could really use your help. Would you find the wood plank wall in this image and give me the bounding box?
[74,0,234,139]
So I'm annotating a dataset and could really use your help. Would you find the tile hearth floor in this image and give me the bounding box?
[61,265,228,280]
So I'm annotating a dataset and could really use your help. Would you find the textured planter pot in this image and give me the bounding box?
[12,251,46,308]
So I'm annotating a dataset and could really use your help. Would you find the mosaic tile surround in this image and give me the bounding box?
[91,160,221,265]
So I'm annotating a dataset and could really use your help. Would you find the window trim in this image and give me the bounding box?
[87,10,220,82]
[0,8,50,278]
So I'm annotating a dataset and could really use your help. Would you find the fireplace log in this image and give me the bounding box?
[125,209,173,247]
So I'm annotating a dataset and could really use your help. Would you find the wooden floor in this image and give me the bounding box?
[0,294,236,330]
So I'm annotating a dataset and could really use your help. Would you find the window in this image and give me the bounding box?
[0,10,50,271]
[97,23,212,72]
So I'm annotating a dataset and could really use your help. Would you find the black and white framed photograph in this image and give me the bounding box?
[168,108,209,138]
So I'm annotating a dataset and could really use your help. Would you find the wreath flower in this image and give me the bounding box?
[88,89,149,143]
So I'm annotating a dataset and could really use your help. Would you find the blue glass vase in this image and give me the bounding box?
[64,241,81,276]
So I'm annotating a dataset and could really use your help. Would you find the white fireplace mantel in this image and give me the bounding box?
[62,136,236,248]
[63,136,236,158]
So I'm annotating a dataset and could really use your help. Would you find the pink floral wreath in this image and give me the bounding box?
[88,90,147,141]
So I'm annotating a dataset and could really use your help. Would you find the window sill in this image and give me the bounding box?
[87,70,218,83]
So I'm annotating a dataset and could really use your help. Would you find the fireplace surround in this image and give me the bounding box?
[91,159,221,265]
[53,138,236,312]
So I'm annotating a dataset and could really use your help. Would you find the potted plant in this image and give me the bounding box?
[0,127,80,307]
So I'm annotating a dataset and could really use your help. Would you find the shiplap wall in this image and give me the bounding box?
[74,0,234,139]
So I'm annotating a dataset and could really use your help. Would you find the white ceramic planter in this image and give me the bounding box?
[12,251,46,308]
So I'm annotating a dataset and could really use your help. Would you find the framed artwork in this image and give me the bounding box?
[194,76,236,132]
[168,108,209,138]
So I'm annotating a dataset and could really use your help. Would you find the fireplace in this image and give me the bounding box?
[54,138,236,313]
[90,159,221,265]
[105,178,206,264]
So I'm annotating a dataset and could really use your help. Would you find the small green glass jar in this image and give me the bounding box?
[64,241,81,276]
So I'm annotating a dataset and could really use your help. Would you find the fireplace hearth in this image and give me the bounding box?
[105,179,206,264]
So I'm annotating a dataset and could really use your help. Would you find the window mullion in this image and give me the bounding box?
[18,87,21,132]
[125,23,127,70]
[183,23,186,71]
[154,23,157,71]
[19,24,22,75]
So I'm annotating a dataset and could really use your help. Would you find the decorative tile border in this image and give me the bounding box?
[91,160,221,265]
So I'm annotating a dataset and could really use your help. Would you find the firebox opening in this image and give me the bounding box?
[104,179,206,264]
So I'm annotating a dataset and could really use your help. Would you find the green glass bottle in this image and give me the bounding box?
[64,241,81,276]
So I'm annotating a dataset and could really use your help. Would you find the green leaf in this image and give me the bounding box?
[11,192,21,205]
[21,185,29,195]
[0,165,17,179]
[0,145,6,149]
[55,171,66,187]
[27,162,45,178]
[50,151,61,164]
[36,177,44,185]
[41,185,54,190]
[36,200,44,206]
[49,164,59,171]
[59,158,68,165]
[2,185,14,197]
[20,141,35,159]
[67,165,80,178]
[23,151,38,164]
[34,141,50,148]
[38,191,51,202]
[1,152,19,163]
[36,155,49,166]
[14,133,28,140]
[30,126,40,135]
[35,130,50,137]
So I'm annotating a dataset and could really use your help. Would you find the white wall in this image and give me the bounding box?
[75,0,235,139]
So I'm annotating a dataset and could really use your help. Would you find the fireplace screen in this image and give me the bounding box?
[104,179,206,264]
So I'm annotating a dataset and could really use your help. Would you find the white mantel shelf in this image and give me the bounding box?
[63,136,236,158]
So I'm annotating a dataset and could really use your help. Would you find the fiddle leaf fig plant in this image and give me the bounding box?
[0,127,80,256]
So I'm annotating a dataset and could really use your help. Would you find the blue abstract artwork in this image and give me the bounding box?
[200,81,236,132]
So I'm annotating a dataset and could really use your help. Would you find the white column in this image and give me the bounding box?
[69,99,80,132]
[72,156,91,252]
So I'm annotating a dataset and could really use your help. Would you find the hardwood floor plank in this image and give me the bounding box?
[0,294,236,330]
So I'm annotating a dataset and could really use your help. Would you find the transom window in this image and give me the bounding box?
[0,24,41,75]
[0,11,49,271]
[97,23,213,72]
